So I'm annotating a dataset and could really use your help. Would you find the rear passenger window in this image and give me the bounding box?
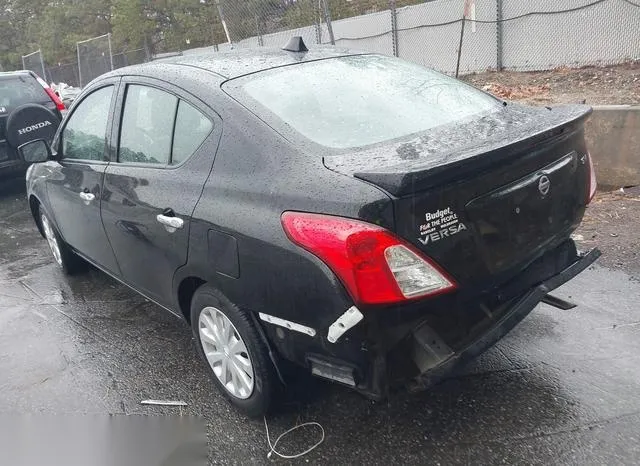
[119,85,178,165]
[171,100,213,165]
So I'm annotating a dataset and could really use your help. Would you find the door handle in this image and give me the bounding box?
[156,214,184,230]
[79,192,95,202]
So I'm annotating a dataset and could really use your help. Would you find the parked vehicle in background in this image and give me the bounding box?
[10,39,600,417]
[51,82,82,108]
[0,70,65,178]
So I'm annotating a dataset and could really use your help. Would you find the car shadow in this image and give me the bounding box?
[0,176,27,198]
[275,339,576,449]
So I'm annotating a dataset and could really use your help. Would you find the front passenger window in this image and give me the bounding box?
[62,85,113,161]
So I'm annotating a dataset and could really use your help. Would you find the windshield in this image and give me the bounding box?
[0,75,48,110]
[236,55,501,149]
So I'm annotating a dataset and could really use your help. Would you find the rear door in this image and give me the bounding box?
[45,79,121,273]
[101,78,217,306]
[0,73,55,166]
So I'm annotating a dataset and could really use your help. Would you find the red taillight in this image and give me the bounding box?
[587,152,597,203]
[34,74,66,112]
[281,212,457,306]
[44,87,66,112]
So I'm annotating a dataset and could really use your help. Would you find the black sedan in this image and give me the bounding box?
[9,38,599,417]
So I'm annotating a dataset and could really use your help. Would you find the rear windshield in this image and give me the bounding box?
[233,55,501,149]
[0,75,48,110]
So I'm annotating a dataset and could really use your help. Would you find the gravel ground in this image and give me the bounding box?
[462,62,640,106]
[577,188,640,280]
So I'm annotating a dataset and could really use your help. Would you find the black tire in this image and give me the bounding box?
[191,284,277,417]
[39,209,85,275]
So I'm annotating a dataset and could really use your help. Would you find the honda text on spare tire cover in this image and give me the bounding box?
[15,38,600,417]
[18,120,53,135]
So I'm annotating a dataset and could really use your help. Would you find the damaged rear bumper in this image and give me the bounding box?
[344,246,601,399]
[406,247,600,392]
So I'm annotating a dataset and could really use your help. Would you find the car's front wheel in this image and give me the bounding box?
[191,285,277,417]
[40,210,85,275]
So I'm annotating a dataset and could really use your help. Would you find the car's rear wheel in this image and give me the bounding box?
[191,285,276,417]
[40,210,85,275]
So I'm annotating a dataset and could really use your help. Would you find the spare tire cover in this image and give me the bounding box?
[5,104,60,149]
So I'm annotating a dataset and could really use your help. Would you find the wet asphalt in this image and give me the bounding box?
[1,177,640,465]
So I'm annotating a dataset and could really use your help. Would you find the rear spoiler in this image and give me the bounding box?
[344,105,592,197]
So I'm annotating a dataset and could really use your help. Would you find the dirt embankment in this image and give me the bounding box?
[462,62,640,106]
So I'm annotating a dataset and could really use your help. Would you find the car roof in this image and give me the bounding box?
[0,70,36,80]
[110,46,365,80]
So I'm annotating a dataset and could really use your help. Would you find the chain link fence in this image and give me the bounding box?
[76,34,147,87]
[21,50,47,79]
[112,49,148,70]
[20,40,145,88]
[211,0,322,50]
[214,0,640,75]
[501,0,640,71]
[46,63,80,87]
[14,0,640,89]
[77,34,113,87]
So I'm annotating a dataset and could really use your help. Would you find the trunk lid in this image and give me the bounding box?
[324,104,592,287]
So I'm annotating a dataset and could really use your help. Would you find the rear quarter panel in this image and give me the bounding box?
[174,89,394,353]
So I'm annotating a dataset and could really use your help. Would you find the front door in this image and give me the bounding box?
[101,82,216,306]
[46,82,120,274]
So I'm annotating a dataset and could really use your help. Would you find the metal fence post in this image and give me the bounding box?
[256,14,264,46]
[39,50,46,81]
[77,43,83,87]
[108,33,114,71]
[313,0,323,44]
[496,0,504,71]
[208,3,219,51]
[455,18,466,78]
[215,0,232,44]
[321,0,335,45]
[390,0,399,57]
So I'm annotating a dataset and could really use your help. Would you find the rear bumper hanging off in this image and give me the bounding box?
[407,247,601,392]
[342,247,601,399]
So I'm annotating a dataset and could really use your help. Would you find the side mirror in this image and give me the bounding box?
[18,139,51,163]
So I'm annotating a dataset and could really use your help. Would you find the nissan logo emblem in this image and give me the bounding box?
[538,175,551,196]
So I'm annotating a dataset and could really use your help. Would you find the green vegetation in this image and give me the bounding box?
[0,0,424,71]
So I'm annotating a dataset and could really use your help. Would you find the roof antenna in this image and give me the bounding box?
[282,36,308,53]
